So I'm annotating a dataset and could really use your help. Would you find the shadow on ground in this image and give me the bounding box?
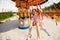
[0,20,18,33]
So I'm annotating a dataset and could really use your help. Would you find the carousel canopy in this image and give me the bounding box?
[11,0,48,8]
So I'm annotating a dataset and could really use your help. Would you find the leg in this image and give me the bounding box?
[42,28,50,36]
[29,27,32,38]
[26,26,32,40]
[26,19,32,40]
[39,21,50,36]
[28,18,32,38]
[36,23,40,40]
[56,22,58,25]
[28,18,30,26]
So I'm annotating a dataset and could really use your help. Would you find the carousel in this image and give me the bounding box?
[11,0,49,40]
[11,0,48,29]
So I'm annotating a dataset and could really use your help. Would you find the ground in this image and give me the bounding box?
[0,16,60,40]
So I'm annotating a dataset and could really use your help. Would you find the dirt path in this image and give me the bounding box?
[0,16,60,40]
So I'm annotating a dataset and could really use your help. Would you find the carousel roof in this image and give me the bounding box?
[11,0,48,8]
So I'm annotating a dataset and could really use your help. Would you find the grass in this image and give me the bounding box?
[0,12,15,21]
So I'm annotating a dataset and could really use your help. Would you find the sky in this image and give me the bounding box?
[0,0,18,12]
[0,0,60,12]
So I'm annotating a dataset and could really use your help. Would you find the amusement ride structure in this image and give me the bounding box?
[11,0,49,40]
[11,0,48,29]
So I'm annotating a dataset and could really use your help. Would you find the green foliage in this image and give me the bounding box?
[43,2,60,12]
[0,12,14,21]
